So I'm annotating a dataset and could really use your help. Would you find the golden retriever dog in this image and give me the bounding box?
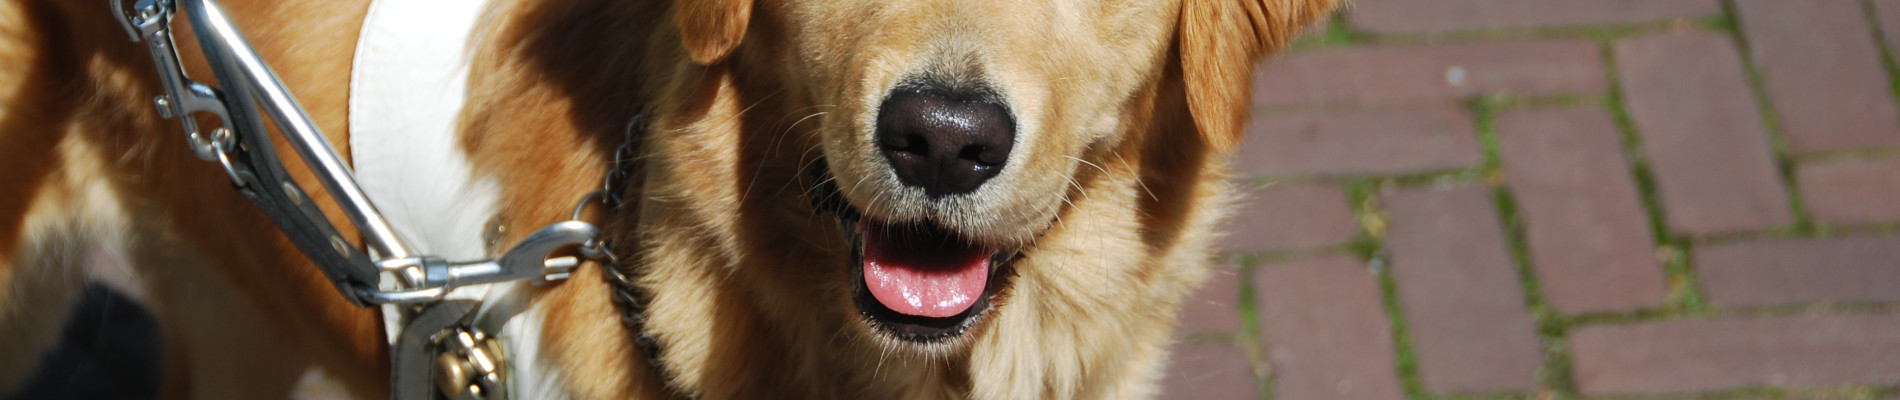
[0,0,1334,398]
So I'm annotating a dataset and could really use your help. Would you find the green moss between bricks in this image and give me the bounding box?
[1243,3,1900,397]
[1720,0,1819,238]
[1287,10,1360,52]
[1865,0,1900,127]
[1234,258,1268,399]
[1371,255,1427,399]
[1470,95,1585,398]
[1343,16,1734,49]
[1283,8,1737,53]
[1598,42,1669,245]
[1594,36,1718,319]
[1664,385,1897,400]
[1336,176,1427,399]
[1697,13,1738,34]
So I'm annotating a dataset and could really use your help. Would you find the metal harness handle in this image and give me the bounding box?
[108,1,629,398]
[107,0,600,307]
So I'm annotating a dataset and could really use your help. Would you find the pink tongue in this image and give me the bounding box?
[862,227,990,318]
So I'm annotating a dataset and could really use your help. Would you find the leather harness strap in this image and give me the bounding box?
[168,0,387,305]
[109,0,632,398]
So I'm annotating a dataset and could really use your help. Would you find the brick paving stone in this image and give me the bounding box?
[1160,343,1258,400]
[1698,235,1900,308]
[1797,158,1900,225]
[1177,266,1245,334]
[1255,40,1604,106]
[1675,397,1848,400]
[1349,0,1720,33]
[1571,314,1900,394]
[1615,32,1792,235]
[1882,0,1900,51]
[1221,183,1359,252]
[1255,257,1405,400]
[1237,106,1481,177]
[1383,185,1542,393]
[1735,0,1900,152]
[1497,108,1667,313]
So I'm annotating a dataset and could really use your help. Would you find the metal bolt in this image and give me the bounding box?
[281,182,304,205]
[210,128,234,149]
[330,236,350,256]
[153,96,174,118]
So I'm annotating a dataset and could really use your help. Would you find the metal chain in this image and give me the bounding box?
[595,114,665,369]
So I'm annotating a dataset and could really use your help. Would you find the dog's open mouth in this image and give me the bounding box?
[850,221,1000,341]
[811,161,1014,343]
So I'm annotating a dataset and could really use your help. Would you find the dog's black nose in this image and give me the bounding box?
[875,87,1016,198]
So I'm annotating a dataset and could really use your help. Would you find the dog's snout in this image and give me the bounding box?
[876,88,1016,198]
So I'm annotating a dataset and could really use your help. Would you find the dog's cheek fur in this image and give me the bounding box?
[963,0,1334,396]
[965,0,1183,243]
[958,55,1207,399]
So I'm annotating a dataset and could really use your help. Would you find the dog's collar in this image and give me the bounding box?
[602,257,666,370]
[594,117,670,371]
[349,0,668,394]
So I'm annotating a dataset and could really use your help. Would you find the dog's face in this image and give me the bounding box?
[670,0,1328,356]
[778,0,1178,243]
[766,0,1180,349]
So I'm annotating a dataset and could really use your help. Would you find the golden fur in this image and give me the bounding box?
[0,0,1333,398]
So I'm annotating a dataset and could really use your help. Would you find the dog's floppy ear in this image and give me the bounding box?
[1178,0,1333,151]
[674,0,754,64]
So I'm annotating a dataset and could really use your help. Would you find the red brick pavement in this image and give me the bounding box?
[1162,343,1260,399]
[1570,315,1900,394]
[1255,257,1405,400]
[1169,0,1900,399]
[1734,0,1900,152]
[1254,41,1604,106]
[1616,31,1793,236]
[1698,236,1900,307]
[1239,106,1481,176]
[1798,158,1900,225]
[1222,183,1359,252]
[1883,0,1900,51]
[1346,0,1721,33]
[1383,185,1543,394]
[1176,266,1245,334]
[1497,108,1668,313]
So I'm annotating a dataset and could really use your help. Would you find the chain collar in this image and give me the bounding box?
[595,115,669,370]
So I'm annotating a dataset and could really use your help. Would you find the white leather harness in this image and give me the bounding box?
[349,0,500,344]
[351,1,562,399]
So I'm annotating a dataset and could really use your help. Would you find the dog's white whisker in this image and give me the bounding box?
[1112,151,1159,202]
[773,110,829,155]
[1064,155,1108,176]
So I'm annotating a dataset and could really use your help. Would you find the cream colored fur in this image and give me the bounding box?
[0,0,1334,398]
